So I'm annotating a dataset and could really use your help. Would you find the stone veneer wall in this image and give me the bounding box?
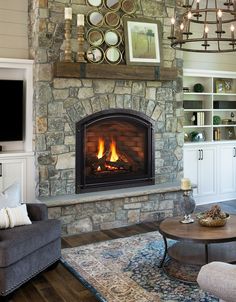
[28,0,185,234]
[29,0,184,198]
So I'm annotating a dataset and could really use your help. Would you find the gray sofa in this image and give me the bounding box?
[197,261,236,302]
[0,203,61,297]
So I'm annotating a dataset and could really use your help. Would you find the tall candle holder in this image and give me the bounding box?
[64,19,73,62]
[76,25,87,63]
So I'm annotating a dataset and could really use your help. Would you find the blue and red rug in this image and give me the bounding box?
[61,231,218,302]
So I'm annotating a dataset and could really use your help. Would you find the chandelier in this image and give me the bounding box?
[169,0,236,52]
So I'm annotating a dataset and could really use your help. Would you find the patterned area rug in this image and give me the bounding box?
[61,231,218,302]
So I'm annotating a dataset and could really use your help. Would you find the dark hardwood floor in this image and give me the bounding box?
[8,200,236,302]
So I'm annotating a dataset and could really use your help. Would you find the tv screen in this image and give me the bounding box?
[0,80,24,142]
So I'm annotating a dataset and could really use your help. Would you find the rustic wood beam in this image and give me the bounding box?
[53,62,178,81]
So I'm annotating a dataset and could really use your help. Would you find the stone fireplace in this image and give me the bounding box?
[76,109,154,192]
[29,0,184,235]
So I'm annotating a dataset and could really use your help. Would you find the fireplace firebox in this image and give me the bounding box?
[76,109,154,192]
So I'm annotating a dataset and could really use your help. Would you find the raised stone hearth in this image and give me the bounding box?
[42,183,182,236]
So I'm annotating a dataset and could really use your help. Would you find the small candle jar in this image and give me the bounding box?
[181,178,191,190]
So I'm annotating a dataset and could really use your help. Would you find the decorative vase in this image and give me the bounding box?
[179,190,196,224]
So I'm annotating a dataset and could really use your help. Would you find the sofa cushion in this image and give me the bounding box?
[0,183,21,209]
[7,204,31,228]
[0,209,10,229]
[0,219,61,267]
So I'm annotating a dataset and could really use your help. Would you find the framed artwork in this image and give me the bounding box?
[123,17,161,66]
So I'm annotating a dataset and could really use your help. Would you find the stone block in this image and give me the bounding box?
[92,213,115,224]
[67,218,93,234]
[62,205,77,215]
[78,87,94,99]
[56,152,75,169]
[94,80,115,94]
[48,206,62,219]
[124,202,141,210]
[128,209,140,224]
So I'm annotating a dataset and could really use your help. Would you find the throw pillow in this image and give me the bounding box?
[7,204,31,228]
[0,208,10,229]
[0,182,21,210]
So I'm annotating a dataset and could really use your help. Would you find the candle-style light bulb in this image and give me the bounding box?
[231,24,235,40]
[217,9,223,18]
[217,9,223,32]
[187,11,192,19]
[180,23,184,31]
[204,25,209,39]
[196,0,200,10]
[170,17,175,37]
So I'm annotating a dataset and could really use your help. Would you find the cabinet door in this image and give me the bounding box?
[218,144,236,194]
[198,146,217,196]
[183,147,199,195]
[184,146,217,197]
[0,158,26,201]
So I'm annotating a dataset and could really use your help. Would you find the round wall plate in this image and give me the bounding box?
[87,11,104,27]
[86,47,104,63]
[104,11,120,28]
[121,0,136,14]
[86,0,103,8]
[105,47,122,64]
[87,28,104,46]
[104,29,121,46]
[104,0,121,11]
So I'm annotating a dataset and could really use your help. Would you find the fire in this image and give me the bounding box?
[97,137,105,159]
[96,137,119,162]
[110,139,119,162]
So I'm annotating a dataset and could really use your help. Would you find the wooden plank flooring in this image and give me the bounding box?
[8,201,236,302]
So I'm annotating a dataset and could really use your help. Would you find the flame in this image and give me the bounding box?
[97,137,105,159]
[109,139,119,162]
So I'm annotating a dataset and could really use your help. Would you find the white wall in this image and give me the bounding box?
[183,51,236,73]
[0,0,28,59]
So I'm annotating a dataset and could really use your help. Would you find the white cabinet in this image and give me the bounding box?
[184,145,217,203]
[184,142,236,203]
[218,143,236,197]
[0,152,35,202]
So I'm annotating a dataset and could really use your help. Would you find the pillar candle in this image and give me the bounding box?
[181,178,191,190]
[77,14,84,26]
[65,7,72,20]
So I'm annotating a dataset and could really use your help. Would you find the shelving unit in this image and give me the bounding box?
[183,69,236,204]
[183,69,236,143]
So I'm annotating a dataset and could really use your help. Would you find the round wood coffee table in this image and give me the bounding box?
[159,214,236,267]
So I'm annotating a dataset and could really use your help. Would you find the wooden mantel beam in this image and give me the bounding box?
[53,62,178,81]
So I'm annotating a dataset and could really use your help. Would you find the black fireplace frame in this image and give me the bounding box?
[75,109,155,193]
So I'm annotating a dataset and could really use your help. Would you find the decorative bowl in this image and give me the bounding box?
[196,212,230,227]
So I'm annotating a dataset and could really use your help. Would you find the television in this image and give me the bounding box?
[0,80,24,142]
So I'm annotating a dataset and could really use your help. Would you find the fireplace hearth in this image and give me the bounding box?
[76,109,155,192]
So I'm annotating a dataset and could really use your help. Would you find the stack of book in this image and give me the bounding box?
[192,112,205,126]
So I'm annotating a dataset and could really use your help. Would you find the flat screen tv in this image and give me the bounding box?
[0,80,24,142]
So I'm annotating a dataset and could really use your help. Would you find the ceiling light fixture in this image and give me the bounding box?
[169,0,236,52]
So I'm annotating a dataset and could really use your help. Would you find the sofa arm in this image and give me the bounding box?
[26,203,48,221]
[197,261,236,302]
